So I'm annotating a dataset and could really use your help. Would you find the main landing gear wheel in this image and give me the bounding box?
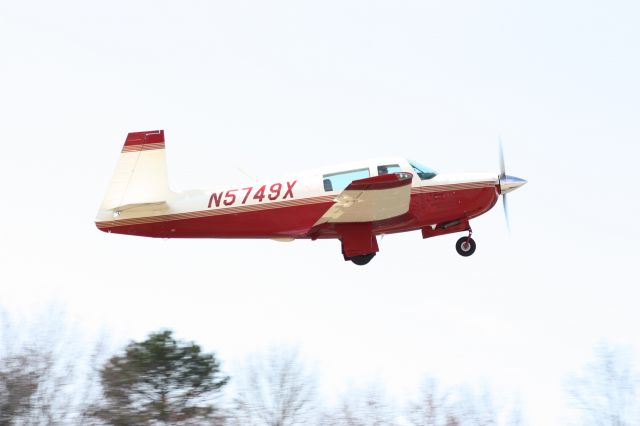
[350,253,376,266]
[455,237,476,257]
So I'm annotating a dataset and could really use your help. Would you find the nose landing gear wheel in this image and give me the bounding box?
[455,237,476,257]
[350,253,376,265]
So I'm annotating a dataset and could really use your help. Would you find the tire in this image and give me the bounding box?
[350,253,376,265]
[455,237,476,257]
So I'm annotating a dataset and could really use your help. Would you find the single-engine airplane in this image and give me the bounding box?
[95,130,526,265]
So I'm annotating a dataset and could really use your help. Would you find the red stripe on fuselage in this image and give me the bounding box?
[96,196,336,229]
[100,200,335,239]
[96,186,499,239]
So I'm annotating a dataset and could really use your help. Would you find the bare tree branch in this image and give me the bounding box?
[231,346,317,426]
[567,344,639,426]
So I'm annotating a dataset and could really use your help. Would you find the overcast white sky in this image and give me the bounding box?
[1,1,639,424]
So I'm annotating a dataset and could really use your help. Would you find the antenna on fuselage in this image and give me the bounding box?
[236,167,256,182]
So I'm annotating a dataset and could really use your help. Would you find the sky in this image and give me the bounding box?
[1,0,640,424]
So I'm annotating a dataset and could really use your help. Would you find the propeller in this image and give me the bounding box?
[499,140,509,230]
[498,140,527,230]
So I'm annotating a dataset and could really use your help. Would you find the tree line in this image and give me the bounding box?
[1,324,638,425]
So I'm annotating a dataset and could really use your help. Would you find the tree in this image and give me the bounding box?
[326,387,396,426]
[0,350,42,425]
[453,388,497,426]
[91,330,229,425]
[231,346,317,426]
[567,344,639,426]
[406,379,455,426]
[0,307,101,426]
[405,378,508,426]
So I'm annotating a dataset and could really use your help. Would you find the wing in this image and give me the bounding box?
[313,172,413,225]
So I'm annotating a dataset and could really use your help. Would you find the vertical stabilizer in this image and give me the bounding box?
[98,130,171,214]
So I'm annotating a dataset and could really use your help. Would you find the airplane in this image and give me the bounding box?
[95,130,526,265]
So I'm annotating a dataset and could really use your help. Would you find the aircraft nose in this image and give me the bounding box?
[499,175,527,194]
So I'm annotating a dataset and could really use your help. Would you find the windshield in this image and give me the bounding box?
[409,161,437,180]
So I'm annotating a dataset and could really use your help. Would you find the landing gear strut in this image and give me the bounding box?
[349,253,376,266]
[455,231,476,257]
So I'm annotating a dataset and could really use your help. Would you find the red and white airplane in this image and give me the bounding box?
[96,130,526,265]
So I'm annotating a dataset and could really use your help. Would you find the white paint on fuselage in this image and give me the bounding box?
[97,156,498,224]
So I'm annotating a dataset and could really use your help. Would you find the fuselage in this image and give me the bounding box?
[96,157,499,240]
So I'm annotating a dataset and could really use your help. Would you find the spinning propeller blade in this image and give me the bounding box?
[498,140,526,230]
[503,192,510,231]
[499,138,506,179]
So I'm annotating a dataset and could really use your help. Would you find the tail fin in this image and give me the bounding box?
[97,130,171,218]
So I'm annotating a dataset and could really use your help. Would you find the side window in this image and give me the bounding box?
[322,168,370,192]
[377,164,402,175]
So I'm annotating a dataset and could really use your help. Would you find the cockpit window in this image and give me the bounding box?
[377,164,402,175]
[322,168,370,192]
[409,161,437,180]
